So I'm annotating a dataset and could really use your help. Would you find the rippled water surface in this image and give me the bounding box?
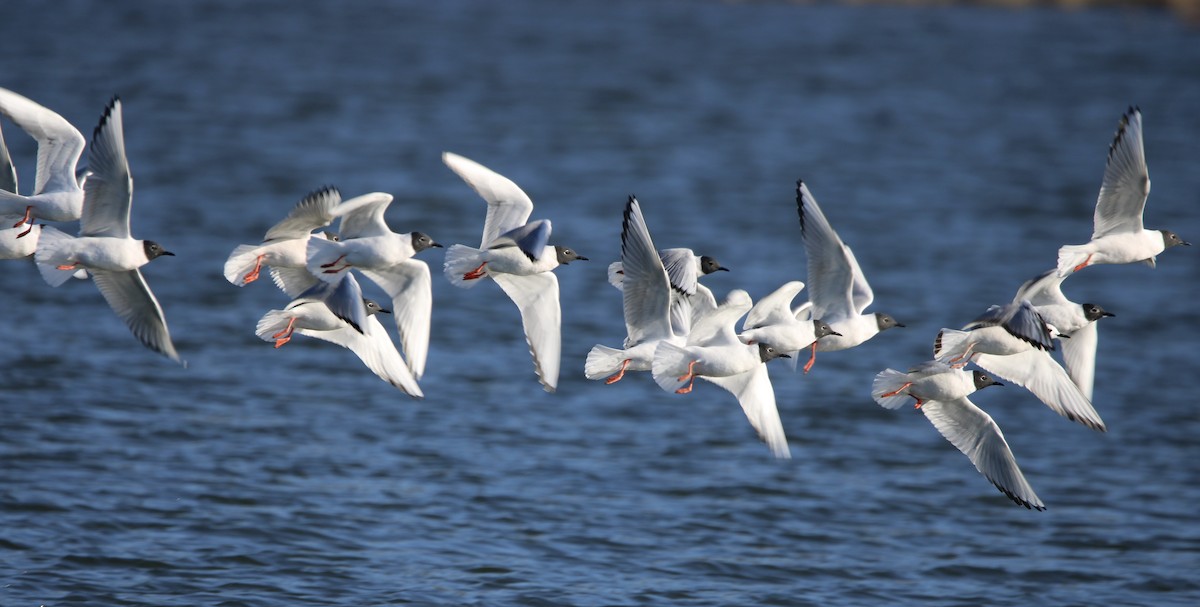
[2,1,1199,605]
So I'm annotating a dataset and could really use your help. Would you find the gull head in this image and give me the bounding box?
[143,240,174,260]
[555,246,588,264]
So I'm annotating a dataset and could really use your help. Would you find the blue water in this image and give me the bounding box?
[2,1,1198,605]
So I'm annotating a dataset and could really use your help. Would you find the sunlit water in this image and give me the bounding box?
[2,1,1198,605]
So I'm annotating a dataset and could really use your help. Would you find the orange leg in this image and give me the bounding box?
[56,262,78,271]
[320,254,349,273]
[913,398,925,409]
[242,255,265,283]
[948,342,976,367]
[1072,254,1093,274]
[802,342,818,374]
[675,360,699,394]
[12,206,32,228]
[605,359,631,384]
[272,318,297,348]
[463,262,488,280]
[880,382,912,399]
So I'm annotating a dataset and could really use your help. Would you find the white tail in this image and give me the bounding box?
[304,236,346,279]
[1055,244,1089,278]
[254,310,291,342]
[933,328,971,362]
[443,244,487,288]
[33,225,77,287]
[584,344,626,380]
[223,243,263,286]
[606,261,625,290]
[651,341,692,393]
[871,368,914,409]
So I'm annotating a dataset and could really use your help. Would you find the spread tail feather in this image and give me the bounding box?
[33,225,77,287]
[443,244,486,288]
[933,328,971,362]
[254,310,291,341]
[871,368,913,409]
[1056,244,1089,277]
[607,261,625,291]
[585,344,626,380]
[651,341,691,393]
[223,243,264,286]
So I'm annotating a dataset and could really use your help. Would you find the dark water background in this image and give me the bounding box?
[2,1,1198,605]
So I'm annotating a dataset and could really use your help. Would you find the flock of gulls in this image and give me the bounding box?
[0,86,1188,510]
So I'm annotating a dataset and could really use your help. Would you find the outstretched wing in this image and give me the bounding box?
[703,364,791,459]
[91,269,182,364]
[80,98,132,239]
[1092,107,1149,239]
[360,261,433,380]
[797,180,872,321]
[920,397,1045,510]
[0,87,85,197]
[493,271,561,393]
[621,197,674,344]
[332,192,394,240]
[264,186,341,241]
[442,152,535,248]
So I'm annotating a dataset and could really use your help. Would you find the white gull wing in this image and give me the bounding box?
[964,300,1055,352]
[442,151,534,248]
[972,351,1106,432]
[264,186,341,241]
[270,265,321,298]
[1093,107,1149,239]
[492,271,561,392]
[703,363,791,460]
[1013,269,1069,307]
[920,397,1045,510]
[687,289,752,347]
[0,87,85,197]
[490,219,551,258]
[620,197,674,344]
[796,180,873,321]
[743,281,806,330]
[0,120,17,192]
[658,248,700,296]
[1059,320,1100,402]
[80,98,132,239]
[331,192,394,240]
[359,261,432,380]
[316,272,368,334]
[299,315,423,398]
[91,269,182,364]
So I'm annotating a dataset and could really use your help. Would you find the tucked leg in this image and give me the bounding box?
[675,360,699,395]
[242,255,265,284]
[605,359,631,385]
[463,262,488,280]
[272,318,297,348]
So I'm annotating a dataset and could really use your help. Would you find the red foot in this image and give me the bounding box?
[56,263,78,271]
[463,262,487,280]
[605,359,630,384]
[913,399,925,409]
[802,342,818,374]
[1072,254,1093,274]
[243,255,264,284]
